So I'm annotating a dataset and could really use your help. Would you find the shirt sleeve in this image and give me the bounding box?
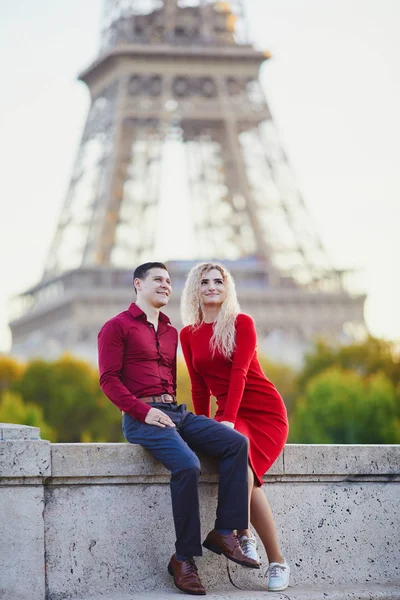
[180,327,211,418]
[98,319,151,422]
[222,314,257,424]
[172,353,177,396]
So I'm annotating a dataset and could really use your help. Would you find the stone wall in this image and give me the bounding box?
[0,423,399,600]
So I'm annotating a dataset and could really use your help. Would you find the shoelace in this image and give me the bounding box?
[232,534,242,549]
[184,558,199,574]
[269,564,286,577]
[241,538,256,552]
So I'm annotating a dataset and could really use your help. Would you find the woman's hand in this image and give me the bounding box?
[220,420,234,429]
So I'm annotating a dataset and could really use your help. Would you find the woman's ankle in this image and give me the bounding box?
[268,553,285,564]
[237,529,251,538]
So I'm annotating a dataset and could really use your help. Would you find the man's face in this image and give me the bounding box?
[135,268,172,308]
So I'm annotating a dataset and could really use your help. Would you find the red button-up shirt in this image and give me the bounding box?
[98,303,178,422]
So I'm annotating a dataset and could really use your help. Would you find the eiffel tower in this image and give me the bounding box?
[9,0,365,364]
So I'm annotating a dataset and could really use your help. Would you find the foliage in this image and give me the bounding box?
[258,356,297,416]
[1,334,399,444]
[13,354,122,442]
[176,358,193,411]
[289,368,400,444]
[176,358,218,416]
[0,356,25,397]
[299,336,400,392]
[0,390,55,441]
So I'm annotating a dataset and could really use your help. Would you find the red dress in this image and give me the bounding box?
[180,313,289,486]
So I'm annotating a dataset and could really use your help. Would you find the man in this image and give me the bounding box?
[98,262,259,596]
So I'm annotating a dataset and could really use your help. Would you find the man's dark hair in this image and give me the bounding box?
[133,262,168,292]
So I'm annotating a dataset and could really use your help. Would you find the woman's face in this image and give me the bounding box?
[199,268,226,308]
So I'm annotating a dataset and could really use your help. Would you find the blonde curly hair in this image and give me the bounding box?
[180,262,240,358]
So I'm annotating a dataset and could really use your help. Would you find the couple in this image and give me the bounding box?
[98,261,289,595]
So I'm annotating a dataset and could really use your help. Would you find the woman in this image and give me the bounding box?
[180,262,290,592]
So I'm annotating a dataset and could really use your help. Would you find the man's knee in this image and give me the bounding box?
[173,451,201,476]
[229,429,249,453]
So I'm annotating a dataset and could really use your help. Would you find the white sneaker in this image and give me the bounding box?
[239,534,259,563]
[265,559,290,591]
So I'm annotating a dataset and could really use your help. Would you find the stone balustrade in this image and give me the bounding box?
[0,423,399,600]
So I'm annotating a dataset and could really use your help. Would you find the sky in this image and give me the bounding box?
[0,0,399,352]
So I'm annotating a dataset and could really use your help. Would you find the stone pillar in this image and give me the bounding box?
[0,423,50,600]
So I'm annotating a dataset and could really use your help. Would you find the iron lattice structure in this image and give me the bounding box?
[10,0,365,362]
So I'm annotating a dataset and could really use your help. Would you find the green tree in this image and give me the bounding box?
[14,354,122,442]
[176,358,218,416]
[290,368,400,444]
[0,356,24,397]
[176,358,194,412]
[338,337,400,384]
[0,390,55,441]
[258,356,298,416]
[299,337,400,392]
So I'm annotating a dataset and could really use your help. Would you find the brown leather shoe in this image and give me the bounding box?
[202,529,260,569]
[168,554,206,595]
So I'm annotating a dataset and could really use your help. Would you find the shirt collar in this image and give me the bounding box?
[128,302,171,324]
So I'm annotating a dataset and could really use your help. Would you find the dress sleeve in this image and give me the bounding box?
[180,327,211,417]
[222,314,257,424]
[98,319,151,422]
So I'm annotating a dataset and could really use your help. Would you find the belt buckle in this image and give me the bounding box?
[161,393,171,403]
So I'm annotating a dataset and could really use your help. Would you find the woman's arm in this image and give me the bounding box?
[180,327,211,417]
[222,314,257,424]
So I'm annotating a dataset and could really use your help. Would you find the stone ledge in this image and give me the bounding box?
[0,439,50,478]
[283,444,400,476]
[0,422,41,440]
[50,442,222,479]
[75,583,400,600]
[49,443,400,481]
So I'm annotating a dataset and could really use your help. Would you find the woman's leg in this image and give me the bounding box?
[237,463,284,563]
[250,485,284,564]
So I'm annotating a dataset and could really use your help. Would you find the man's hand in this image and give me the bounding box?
[220,420,234,429]
[145,407,176,428]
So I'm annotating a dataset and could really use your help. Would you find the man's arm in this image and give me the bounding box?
[98,319,151,422]
[172,353,177,396]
